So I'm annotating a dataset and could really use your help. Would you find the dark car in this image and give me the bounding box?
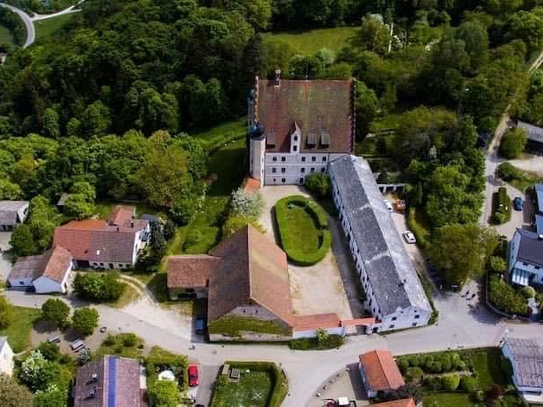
[513,197,523,211]
[195,315,206,335]
[188,364,199,387]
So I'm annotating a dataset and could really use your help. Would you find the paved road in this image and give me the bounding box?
[481,50,543,225]
[0,2,34,47]
[4,288,542,407]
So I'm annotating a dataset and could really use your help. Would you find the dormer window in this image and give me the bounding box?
[294,135,298,142]
[320,132,330,147]
[307,133,317,147]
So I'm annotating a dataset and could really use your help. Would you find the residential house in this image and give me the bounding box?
[166,225,344,341]
[7,245,73,294]
[247,75,355,186]
[0,201,29,231]
[329,155,432,333]
[535,184,543,216]
[501,337,543,404]
[509,229,543,286]
[359,350,405,398]
[167,255,221,299]
[0,337,14,376]
[374,399,416,407]
[53,206,149,270]
[517,120,543,153]
[73,355,146,407]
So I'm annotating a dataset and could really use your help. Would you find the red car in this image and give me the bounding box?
[188,364,199,387]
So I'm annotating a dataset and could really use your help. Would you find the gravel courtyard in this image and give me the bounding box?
[258,186,364,320]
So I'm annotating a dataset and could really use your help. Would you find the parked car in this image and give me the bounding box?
[195,315,206,335]
[513,197,523,211]
[188,364,199,387]
[403,231,416,244]
[383,199,393,212]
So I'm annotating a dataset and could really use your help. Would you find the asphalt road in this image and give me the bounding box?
[0,2,34,47]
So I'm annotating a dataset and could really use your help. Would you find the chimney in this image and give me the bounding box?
[274,69,281,87]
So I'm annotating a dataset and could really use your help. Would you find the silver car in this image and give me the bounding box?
[403,231,416,244]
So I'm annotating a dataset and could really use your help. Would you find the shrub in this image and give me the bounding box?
[488,256,507,274]
[491,187,511,225]
[122,333,138,347]
[442,374,460,391]
[407,355,421,367]
[460,376,478,392]
[424,376,443,390]
[422,355,434,370]
[405,367,424,383]
[304,173,331,198]
[440,354,452,371]
[474,389,485,402]
[497,162,523,181]
[521,286,536,299]
[72,307,99,337]
[500,128,527,159]
[73,272,126,302]
[37,342,60,362]
[288,334,344,350]
[397,358,409,374]
[455,360,467,371]
[147,379,180,407]
[488,275,528,316]
[230,188,264,218]
[103,335,116,346]
[429,361,442,373]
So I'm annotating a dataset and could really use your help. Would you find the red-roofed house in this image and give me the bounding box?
[359,350,405,398]
[7,245,73,293]
[53,206,149,270]
[247,75,355,185]
[167,255,221,299]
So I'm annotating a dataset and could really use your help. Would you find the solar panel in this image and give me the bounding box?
[108,356,117,407]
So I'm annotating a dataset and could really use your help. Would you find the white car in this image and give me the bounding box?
[403,231,416,244]
[383,199,393,212]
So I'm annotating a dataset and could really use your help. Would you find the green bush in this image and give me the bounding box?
[73,272,126,302]
[288,334,344,350]
[274,196,331,266]
[407,355,421,367]
[521,286,536,299]
[442,374,460,391]
[424,376,443,390]
[474,389,485,402]
[488,275,528,316]
[460,376,478,392]
[405,367,424,383]
[500,128,527,159]
[497,162,523,181]
[397,358,410,373]
[304,173,331,198]
[491,187,511,225]
[407,206,430,250]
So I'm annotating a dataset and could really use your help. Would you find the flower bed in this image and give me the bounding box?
[274,195,331,265]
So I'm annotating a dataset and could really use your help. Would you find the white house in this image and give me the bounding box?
[0,337,14,376]
[247,75,355,186]
[509,229,543,286]
[0,201,29,231]
[329,155,432,333]
[501,337,543,404]
[7,245,73,293]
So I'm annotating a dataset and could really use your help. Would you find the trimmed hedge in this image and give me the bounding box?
[274,195,331,265]
[491,187,511,225]
[216,361,288,407]
[407,206,430,250]
[288,334,344,350]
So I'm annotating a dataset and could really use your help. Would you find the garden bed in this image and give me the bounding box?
[274,195,331,265]
[211,361,288,407]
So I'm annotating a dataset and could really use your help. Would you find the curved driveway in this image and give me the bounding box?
[0,2,34,48]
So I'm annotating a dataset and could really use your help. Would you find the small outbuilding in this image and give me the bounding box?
[0,337,14,376]
[358,350,405,398]
[0,201,29,231]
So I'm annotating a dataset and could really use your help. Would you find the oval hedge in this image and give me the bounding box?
[274,195,331,266]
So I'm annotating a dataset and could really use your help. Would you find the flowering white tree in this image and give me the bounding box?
[231,188,264,219]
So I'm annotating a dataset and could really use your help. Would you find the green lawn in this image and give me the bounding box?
[211,371,273,407]
[189,117,246,152]
[35,13,75,40]
[279,205,319,253]
[423,393,474,406]
[262,27,359,55]
[505,168,543,193]
[0,306,40,353]
[94,333,145,359]
[0,24,15,47]
[471,349,507,390]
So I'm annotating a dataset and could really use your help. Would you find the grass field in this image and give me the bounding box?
[423,393,474,406]
[471,349,507,390]
[0,306,40,353]
[189,117,246,152]
[279,205,319,253]
[106,283,141,309]
[0,24,15,47]
[211,371,273,407]
[262,27,359,56]
[35,13,75,40]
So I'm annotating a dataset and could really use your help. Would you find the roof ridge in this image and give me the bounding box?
[246,225,253,300]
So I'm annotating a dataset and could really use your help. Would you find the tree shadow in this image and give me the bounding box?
[346,363,367,401]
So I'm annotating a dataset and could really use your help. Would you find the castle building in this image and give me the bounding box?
[248,74,355,186]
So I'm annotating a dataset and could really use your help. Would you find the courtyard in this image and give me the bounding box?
[258,186,364,320]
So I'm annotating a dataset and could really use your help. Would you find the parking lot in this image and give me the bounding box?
[308,364,369,407]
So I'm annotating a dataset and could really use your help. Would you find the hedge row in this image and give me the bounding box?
[221,361,288,407]
[289,334,344,350]
[406,206,430,250]
[274,195,331,266]
[491,187,511,225]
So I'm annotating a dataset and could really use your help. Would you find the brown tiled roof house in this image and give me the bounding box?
[358,350,405,398]
[53,206,149,269]
[167,255,221,300]
[73,355,145,407]
[7,245,73,294]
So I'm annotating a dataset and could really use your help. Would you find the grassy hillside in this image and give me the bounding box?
[262,27,359,55]
[35,13,75,41]
[0,24,15,47]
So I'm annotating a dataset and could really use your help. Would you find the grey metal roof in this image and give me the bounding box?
[0,201,28,226]
[517,120,543,143]
[504,337,543,388]
[536,214,543,235]
[0,336,6,351]
[516,229,543,267]
[536,184,543,213]
[329,155,431,316]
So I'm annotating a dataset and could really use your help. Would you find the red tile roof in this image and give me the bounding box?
[374,399,416,407]
[207,225,293,324]
[243,177,261,193]
[255,79,354,153]
[359,350,405,392]
[108,205,135,227]
[167,255,221,288]
[291,313,341,331]
[8,245,72,283]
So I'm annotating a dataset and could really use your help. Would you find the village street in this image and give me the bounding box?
[4,283,542,407]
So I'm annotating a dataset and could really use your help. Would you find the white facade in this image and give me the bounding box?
[509,230,543,286]
[249,137,265,183]
[7,275,33,290]
[33,262,72,294]
[264,152,346,185]
[0,339,14,376]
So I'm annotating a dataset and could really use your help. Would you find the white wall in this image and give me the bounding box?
[0,342,14,376]
[292,326,345,339]
[250,138,266,182]
[33,262,72,294]
[264,152,330,185]
[8,276,33,289]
